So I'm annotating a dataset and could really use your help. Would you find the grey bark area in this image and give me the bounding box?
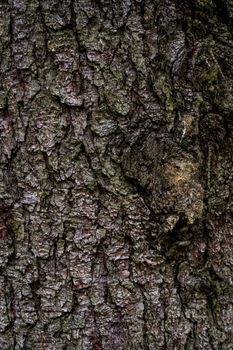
[0,0,233,349]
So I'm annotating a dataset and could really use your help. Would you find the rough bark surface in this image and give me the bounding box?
[0,0,233,349]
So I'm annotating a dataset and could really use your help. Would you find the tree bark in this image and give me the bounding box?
[0,0,233,349]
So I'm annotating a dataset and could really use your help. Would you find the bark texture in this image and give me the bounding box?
[0,0,233,349]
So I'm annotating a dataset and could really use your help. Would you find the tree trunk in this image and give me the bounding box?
[0,0,232,349]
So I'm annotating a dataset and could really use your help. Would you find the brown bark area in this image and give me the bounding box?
[0,0,233,349]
